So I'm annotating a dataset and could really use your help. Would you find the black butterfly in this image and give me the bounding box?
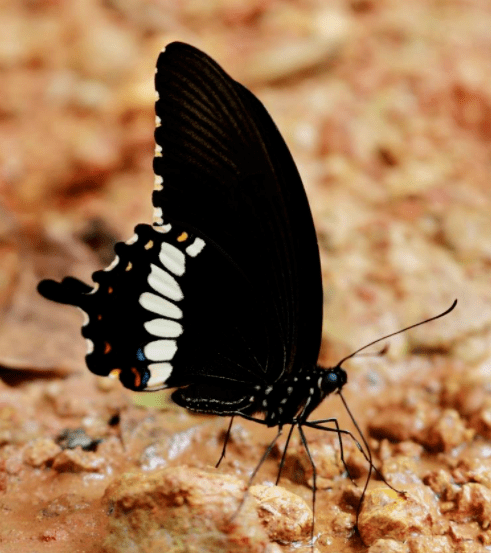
[38,42,343,418]
[38,42,456,544]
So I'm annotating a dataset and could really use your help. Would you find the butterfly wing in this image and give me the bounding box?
[153,42,323,382]
[38,222,271,394]
[38,42,323,413]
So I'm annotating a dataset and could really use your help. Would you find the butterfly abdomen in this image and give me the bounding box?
[255,366,348,427]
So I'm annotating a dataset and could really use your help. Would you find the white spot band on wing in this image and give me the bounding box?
[185,237,205,257]
[146,362,173,388]
[159,242,185,276]
[148,264,183,301]
[144,318,183,338]
[144,340,177,361]
[139,292,182,319]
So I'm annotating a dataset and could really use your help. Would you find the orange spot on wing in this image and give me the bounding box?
[104,342,112,354]
[177,232,188,242]
[131,367,141,388]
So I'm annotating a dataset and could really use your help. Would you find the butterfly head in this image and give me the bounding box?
[319,364,348,396]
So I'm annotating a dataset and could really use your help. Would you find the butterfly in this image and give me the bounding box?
[38,41,342,419]
[38,41,456,545]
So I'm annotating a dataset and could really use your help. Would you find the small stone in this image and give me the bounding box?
[52,448,106,473]
[56,428,101,451]
[420,409,474,452]
[23,438,61,467]
[102,466,269,553]
[250,485,312,542]
[367,538,409,553]
[406,535,453,553]
[422,469,458,501]
[358,483,439,546]
[284,435,344,488]
[454,483,491,529]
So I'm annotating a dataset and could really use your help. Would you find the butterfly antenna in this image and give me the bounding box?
[336,299,457,367]
[355,343,389,358]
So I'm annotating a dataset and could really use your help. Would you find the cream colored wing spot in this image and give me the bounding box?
[148,264,183,301]
[146,362,173,388]
[159,242,185,276]
[186,237,206,257]
[144,318,183,338]
[144,339,177,362]
[139,292,182,319]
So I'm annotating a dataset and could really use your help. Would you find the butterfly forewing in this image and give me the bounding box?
[153,42,323,383]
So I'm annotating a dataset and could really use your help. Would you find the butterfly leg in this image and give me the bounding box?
[305,419,403,494]
[305,419,405,532]
[304,418,357,486]
[216,416,234,468]
[275,423,295,485]
[296,423,317,548]
[231,425,284,522]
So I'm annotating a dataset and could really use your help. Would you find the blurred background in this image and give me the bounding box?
[1,0,490,374]
[1,1,491,550]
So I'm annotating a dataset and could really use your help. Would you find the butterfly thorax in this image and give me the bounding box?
[254,365,347,428]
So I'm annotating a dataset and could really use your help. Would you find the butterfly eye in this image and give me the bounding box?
[327,372,338,383]
[136,347,146,362]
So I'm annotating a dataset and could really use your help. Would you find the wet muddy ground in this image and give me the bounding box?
[2,0,491,551]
